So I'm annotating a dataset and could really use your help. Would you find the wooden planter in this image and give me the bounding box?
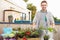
[17,38,40,40]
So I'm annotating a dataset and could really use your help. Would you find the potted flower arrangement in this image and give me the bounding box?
[39,26,57,40]
[12,27,40,40]
[30,29,40,38]
[25,30,31,38]
[17,28,25,38]
[4,33,16,40]
[22,36,27,40]
[4,28,19,40]
[24,28,32,38]
[12,27,57,40]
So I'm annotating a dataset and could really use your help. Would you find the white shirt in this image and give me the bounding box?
[33,10,54,29]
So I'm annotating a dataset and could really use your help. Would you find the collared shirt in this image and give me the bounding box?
[33,10,54,29]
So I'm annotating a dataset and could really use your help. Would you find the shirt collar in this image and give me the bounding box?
[40,10,47,13]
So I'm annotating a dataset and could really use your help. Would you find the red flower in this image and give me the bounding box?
[23,36,27,40]
[25,31,31,35]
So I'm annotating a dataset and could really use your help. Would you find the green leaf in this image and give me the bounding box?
[23,0,28,2]
[47,27,54,32]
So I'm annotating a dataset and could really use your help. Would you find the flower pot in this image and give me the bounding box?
[30,35,39,38]
[8,15,13,23]
[9,38,16,40]
[5,37,10,40]
[44,38,49,40]
[44,35,49,40]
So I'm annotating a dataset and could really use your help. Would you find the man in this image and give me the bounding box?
[33,0,55,40]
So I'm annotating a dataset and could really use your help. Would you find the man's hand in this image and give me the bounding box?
[50,23,55,28]
[32,23,36,29]
[51,23,57,33]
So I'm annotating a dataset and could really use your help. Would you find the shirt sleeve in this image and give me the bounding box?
[49,12,55,25]
[33,12,38,24]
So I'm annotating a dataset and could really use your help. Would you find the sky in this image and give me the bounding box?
[9,0,60,19]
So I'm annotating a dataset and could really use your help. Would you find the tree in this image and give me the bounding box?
[23,0,28,2]
[27,4,36,21]
[53,17,60,22]
[53,17,57,21]
[23,0,37,21]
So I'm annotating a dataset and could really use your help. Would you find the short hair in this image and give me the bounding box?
[41,1,47,4]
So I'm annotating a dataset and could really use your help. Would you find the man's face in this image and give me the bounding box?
[41,3,47,10]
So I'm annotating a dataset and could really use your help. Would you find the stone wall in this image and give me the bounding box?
[0,24,32,34]
[0,24,59,34]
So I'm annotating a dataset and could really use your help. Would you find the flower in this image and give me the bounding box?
[9,33,15,37]
[25,31,31,35]
[23,36,27,40]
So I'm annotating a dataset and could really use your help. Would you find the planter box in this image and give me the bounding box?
[4,38,16,40]
[17,38,40,40]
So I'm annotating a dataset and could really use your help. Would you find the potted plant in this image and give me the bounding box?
[17,27,21,31]
[5,36,10,40]
[22,36,27,40]
[25,30,31,38]
[17,30,25,38]
[39,26,57,40]
[24,28,31,38]
[30,29,39,38]
[44,35,49,40]
[8,15,13,23]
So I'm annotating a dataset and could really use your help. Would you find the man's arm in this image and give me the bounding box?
[49,12,55,28]
[49,13,58,32]
[32,12,38,28]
